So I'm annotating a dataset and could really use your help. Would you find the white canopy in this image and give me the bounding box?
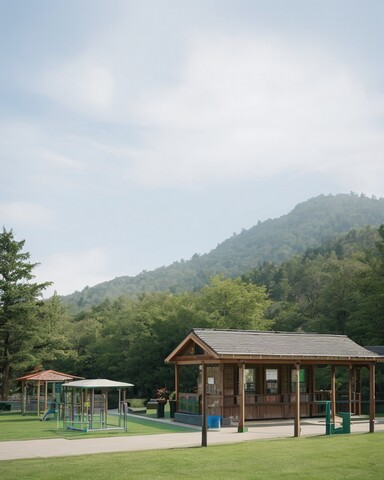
[62,378,134,389]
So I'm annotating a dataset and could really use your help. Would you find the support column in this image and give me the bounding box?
[37,380,41,416]
[21,381,26,415]
[44,382,47,412]
[310,365,316,417]
[348,365,353,414]
[294,363,301,437]
[331,366,336,423]
[175,363,180,404]
[369,364,375,433]
[238,363,246,432]
[356,368,361,415]
[201,362,207,447]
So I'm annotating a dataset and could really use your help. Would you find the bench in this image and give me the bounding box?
[128,406,147,414]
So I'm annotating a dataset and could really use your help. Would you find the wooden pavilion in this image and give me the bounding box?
[17,369,83,416]
[165,329,384,437]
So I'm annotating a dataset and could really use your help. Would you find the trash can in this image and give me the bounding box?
[207,415,221,430]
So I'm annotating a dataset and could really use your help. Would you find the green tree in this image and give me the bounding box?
[196,276,273,330]
[0,228,51,399]
[35,293,78,372]
[348,225,384,344]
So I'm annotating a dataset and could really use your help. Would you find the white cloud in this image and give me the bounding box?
[40,149,84,171]
[0,201,54,226]
[36,247,111,297]
[124,34,384,189]
[38,56,114,115]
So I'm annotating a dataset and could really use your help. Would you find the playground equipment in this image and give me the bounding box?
[61,378,133,432]
[17,369,83,417]
[41,405,56,421]
[318,400,351,435]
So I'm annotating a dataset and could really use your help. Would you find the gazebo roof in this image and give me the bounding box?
[62,379,134,389]
[166,329,383,363]
[17,369,83,382]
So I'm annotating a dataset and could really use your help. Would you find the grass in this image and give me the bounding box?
[0,412,194,441]
[1,413,384,479]
[1,432,384,479]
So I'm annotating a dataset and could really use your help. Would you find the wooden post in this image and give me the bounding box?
[238,363,246,432]
[310,365,316,416]
[294,363,301,437]
[37,380,41,416]
[175,363,180,404]
[331,366,336,423]
[44,381,48,413]
[201,363,207,447]
[369,364,375,433]
[21,381,26,415]
[348,365,353,414]
[356,367,361,415]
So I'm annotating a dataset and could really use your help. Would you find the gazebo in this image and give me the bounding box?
[61,379,134,432]
[17,369,83,416]
[165,329,384,440]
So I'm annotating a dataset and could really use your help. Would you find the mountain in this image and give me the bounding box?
[62,193,384,309]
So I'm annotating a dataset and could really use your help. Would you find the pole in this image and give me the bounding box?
[201,363,207,447]
[294,363,301,437]
[331,366,336,424]
[238,363,246,432]
[369,364,375,433]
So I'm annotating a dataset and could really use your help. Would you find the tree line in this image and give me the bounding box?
[1,224,384,400]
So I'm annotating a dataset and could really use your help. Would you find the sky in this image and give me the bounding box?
[1,0,383,298]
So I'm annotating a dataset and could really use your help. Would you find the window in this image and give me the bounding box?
[266,369,278,394]
[245,368,256,392]
[291,368,307,393]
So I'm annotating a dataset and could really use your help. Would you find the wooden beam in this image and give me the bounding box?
[369,364,375,433]
[37,380,41,416]
[175,363,180,402]
[21,381,26,415]
[331,366,336,423]
[201,363,207,447]
[238,363,246,432]
[294,363,301,437]
[348,365,353,414]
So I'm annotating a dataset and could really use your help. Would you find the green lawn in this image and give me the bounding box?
[0,412,194,441]
[1,433,384,479]
[1,413,384,479]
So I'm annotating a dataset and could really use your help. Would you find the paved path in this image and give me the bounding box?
[1,417,383,461]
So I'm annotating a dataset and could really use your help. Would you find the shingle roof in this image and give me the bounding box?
[192,329,380,359]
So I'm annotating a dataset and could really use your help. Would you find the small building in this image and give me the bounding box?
[165,329,384,436]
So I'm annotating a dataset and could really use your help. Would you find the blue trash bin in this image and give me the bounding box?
[208,415,221,430]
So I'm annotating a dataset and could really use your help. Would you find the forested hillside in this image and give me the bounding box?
[48,224,384,397]
[63,193,384,309]
[3,215,384,398]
